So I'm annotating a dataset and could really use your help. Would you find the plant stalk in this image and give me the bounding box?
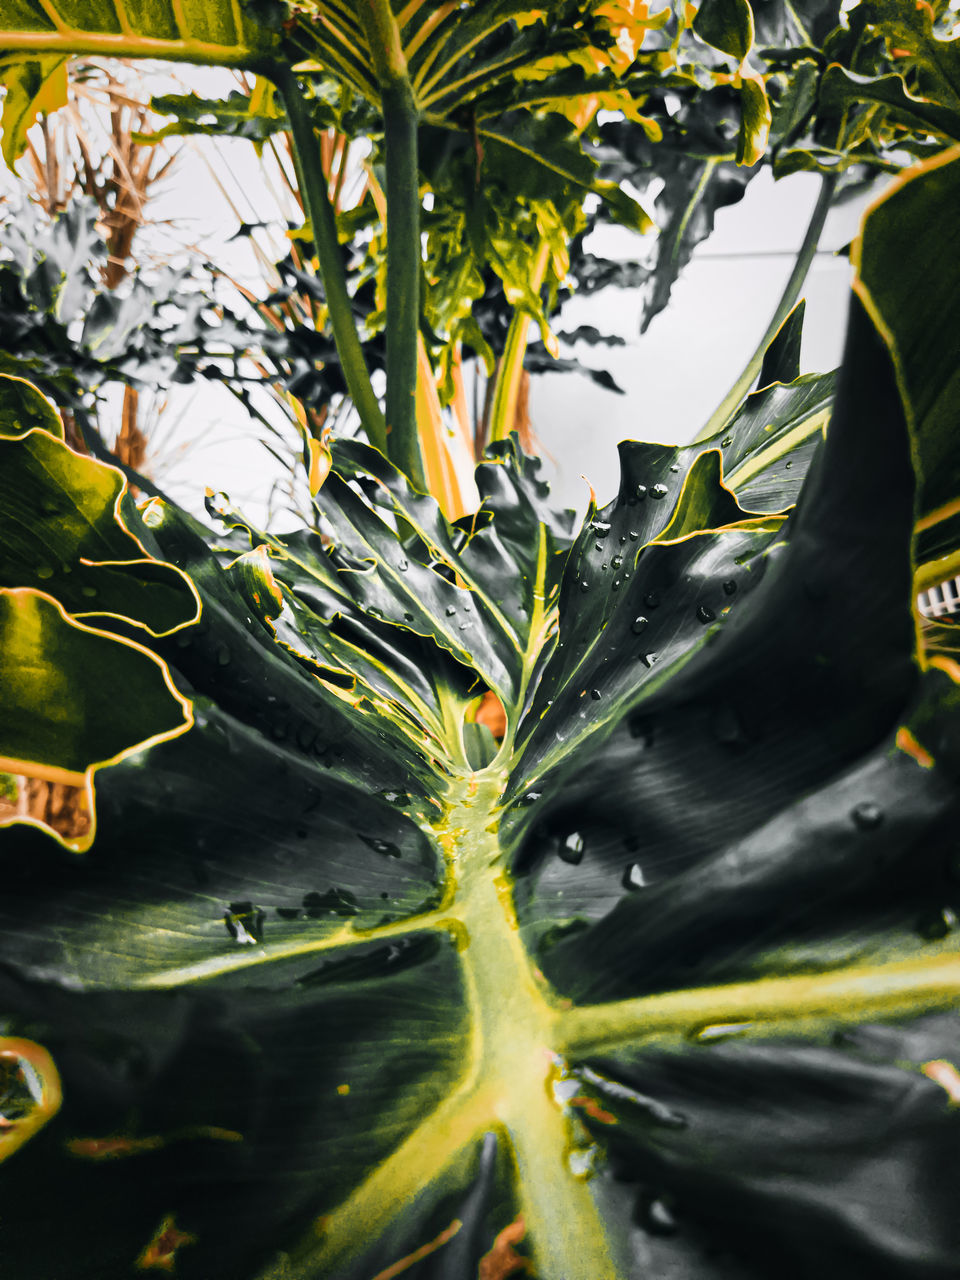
[354,0,427,491]
[380,78,427,490]
[695,172,837,442]
[275,68,388,455]
[488,239,551,446]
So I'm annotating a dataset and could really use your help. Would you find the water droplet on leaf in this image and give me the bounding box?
[644,591,660,608]
[36,566,53,580]
[694,1021,753,1043]
[917,906,957,940]
[611,555,623,569]
[590,689,601,700]
[622,863,646,890]
[360,835,402,858]
[697,604,715,624]
[631,616,649,635]
[641,1195,679,1236]
[852,801,883,831]
[722,580,737,596]
[558,832,585,865]
[224,902,265,945]
[650,484,669,500]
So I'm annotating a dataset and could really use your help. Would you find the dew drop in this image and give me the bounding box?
[579,580,590,593]
[669,464,680,474]
[216,644,232,666]
[696,604,715,625]
[592,522,611,539]
[519,791,542,806]
[650,484,669,500]
[403,611,414,621]
[445,606,456,616]
[643,591,660,608]
[722,579,737,596]
[642,1195,679,1237]
[785,460,793,469]
[635,484,647,500]
[558,832,585,865]
[567,1145,597,1178]
[590,689,602,701]
[629,530,639,541]
[721,435,733,447]
[303,887,359,918]
[223,902,265,945]
[851,801,883,831]
[378,790,409,804]
[595,542,604,552]
[622,863,646,890]
[360,835,402,858]
[611,555,623,569]
[36,566,53,580]
[611,576,623,591]
[639,652,657,668]
[694,1021,753,1043]
[397,558,409,572]
[917,906,957,940]
[631,616,649,635]
[80,585,98,599]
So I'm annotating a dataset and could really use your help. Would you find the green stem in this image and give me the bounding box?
[695,172,837,443]
[488,240,550,445]
[381,78,427,491]
[353,0,427,491]
[275,68,388,455]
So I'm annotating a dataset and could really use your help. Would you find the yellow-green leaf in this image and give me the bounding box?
[692,0,754,62]
[737,71,771,166]
[0,587,193,852]
[0,54,67,166]
[0,374,63,439]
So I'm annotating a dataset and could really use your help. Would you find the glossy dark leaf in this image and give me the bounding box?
[757,298,804,389]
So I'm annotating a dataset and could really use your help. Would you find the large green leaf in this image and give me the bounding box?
[0,0,276,69]
[2,149,960,1280]
[0,382,198,850]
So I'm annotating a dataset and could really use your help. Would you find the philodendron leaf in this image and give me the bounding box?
[0,0,276,76]
[0,589,193,852]
[0,381,198,849]
[2,157,960,1280]
[0,426,200,636]
[0,372,63,437]
[0,53,67,166]
[693,0,755,62]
